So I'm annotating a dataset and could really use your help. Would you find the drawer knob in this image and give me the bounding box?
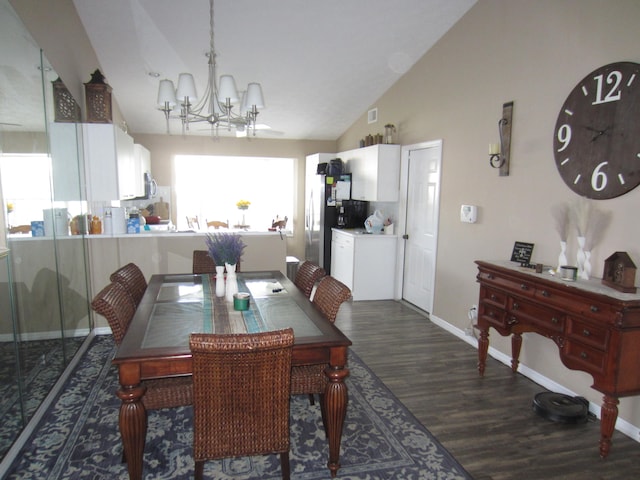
[580,351,588,359]
[541,290,550,297]
[551,317,559,324]
[507,316,518,325]
[512,302,519,310]
[590,305,599,313]
[488,274,495,280]
[490,294,497,301]
[520,283,529,290]
[583,329,591,337]
[488,311,495,318]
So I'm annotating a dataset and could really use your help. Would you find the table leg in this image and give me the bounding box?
[511,332,522,373]
[599,394,619,458]
[116,383,147,480]
[478,326,489,376]
[323,363,349,478]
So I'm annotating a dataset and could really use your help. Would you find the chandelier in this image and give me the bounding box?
[156,0,265,137]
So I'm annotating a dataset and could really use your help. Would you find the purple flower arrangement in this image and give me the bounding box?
[205,232,246,266]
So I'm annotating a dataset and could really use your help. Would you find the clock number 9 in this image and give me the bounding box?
[557,124,571,152]
[591,161,608,192]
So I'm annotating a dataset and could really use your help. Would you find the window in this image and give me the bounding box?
[174,155,294,232]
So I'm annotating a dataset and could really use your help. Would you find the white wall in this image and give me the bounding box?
[338,0,640,434]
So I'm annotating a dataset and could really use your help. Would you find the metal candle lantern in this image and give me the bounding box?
[84,69,112,123]
[52,77,81,122]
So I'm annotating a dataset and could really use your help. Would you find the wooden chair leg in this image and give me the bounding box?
[308,393,315,405]
[194,460,204,480]
[280,451,290,480]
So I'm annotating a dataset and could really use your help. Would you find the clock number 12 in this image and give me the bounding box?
[592,71,622,105]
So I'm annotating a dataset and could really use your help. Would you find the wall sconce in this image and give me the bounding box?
[488,101,513,176]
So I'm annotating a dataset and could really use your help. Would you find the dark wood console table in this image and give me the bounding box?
[475,260,640,458]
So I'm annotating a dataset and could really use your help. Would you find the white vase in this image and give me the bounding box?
[557,241,568,271]
[215,266,225,297]
[581,251,592,280]
[576,236,586,278]
[225,263,238,302]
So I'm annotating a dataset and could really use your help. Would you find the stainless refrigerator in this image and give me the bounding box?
[304,154,367,274]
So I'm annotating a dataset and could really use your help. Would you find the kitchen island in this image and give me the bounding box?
[8,231,288,331]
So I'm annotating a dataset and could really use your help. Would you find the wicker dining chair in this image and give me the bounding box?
[312,275,352,322]
[109,262,148,308]
[190,329,294,480]
[293,261,326,298]
[291,275,351,404]
[192,250,217,274]
[193,249,241,274]
[91,282,193,411]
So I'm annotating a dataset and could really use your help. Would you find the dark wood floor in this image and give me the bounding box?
[334,300,640,480]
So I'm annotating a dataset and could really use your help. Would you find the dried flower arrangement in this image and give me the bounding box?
[551,203,569,242]
[205,232,246,266]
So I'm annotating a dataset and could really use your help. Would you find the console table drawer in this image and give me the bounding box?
[535,286,613,323]
[478,270,535,298]
[480,286,508,308]
[508,298,564,333]
[566,317,610,351]
[564,340,607,374]
[479,304,507,329]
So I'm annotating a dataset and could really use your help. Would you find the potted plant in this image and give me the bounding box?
[205,232,246,268]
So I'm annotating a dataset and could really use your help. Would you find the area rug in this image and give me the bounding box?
[4,335,472,479]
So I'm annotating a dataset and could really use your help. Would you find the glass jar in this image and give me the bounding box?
[384,124,396,144]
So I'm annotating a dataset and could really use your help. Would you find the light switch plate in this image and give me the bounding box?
[460,204,477,223]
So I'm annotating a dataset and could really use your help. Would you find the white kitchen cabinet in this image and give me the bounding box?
[133,143,151,196]
[331,228,397,301]
[340,144,401,201]
[82,123,136,201]
[49,122,84,201]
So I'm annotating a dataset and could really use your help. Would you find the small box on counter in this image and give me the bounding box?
[127,218,140,234]
[31,221,45,237]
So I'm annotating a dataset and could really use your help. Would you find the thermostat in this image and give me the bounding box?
[460,205,477,223]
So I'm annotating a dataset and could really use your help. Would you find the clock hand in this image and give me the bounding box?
[589,125,611,142]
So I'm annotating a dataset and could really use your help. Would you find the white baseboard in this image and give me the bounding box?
[0,328,91,343]
[429,314,640,444]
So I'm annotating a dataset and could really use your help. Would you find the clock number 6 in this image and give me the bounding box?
[591,161,608,191]
[557,124,571,152]
[593,71,622,105]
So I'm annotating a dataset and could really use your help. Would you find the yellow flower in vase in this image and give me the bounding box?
[235,200,250,228]
[236,199,250,210]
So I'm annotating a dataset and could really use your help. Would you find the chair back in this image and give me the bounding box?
[110,263,147,307]
[206,220,228,229]
[312,276,352,323]
[186,216,200,230]
[190,329,294,462]
[192,250,217,274]
[91,281,136,344]
[294,261,326,298]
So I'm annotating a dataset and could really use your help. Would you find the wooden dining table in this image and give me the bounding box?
[112,270,352,479]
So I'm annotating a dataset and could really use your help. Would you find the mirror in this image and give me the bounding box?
[0,0,90,461]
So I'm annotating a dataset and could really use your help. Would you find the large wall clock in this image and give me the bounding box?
[553,61,640,199]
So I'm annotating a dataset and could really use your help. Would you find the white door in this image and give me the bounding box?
[400,141,442,313]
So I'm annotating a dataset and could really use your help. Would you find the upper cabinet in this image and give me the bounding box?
[340,144,401,202]
[133,143,150,196]
[82,124,137,200]
[49,122,84,202]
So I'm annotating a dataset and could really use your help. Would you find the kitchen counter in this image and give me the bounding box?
[7,231,288,333]
[331,227,398,238]
[331,228,398,300]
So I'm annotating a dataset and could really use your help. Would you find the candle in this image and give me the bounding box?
[489,143,500,155]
